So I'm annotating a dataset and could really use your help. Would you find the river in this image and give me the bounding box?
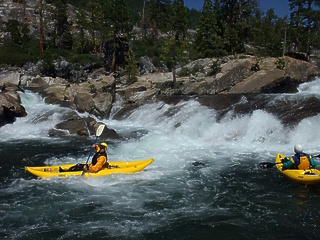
[1,79,320,239]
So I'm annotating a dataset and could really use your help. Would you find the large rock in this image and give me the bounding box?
[117,80,159,104]
[74,92,95,113]
[0,83,27,127]
[0,71,22,86]
[284,56,319,81]
[92,92,113,118]
[173,56,320,95]
[139,56,157,74]
[228,69,285,93]
[30,75,116,118]
[52,116,91,137]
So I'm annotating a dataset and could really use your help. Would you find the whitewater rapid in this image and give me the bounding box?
[1,78,320,164]
[1,78,320,239]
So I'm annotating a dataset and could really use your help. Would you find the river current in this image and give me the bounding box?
[1,79,320,239]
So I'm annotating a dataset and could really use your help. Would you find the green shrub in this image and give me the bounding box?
[40,48,57,76]
[207,60,222,76]
[0,40,39,66]
[178,67,190,77]
[132,37,166,67]
[191,65,202,75]
[275,57,285,69]
[69,54,102,66]
[251,62,260,72]
[89,83,97,93]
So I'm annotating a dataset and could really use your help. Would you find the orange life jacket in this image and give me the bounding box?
[293,153,311,170]
[297,155,310,170]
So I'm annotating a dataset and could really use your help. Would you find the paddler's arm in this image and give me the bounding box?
[282,157,294,170]
[309,155,317,168]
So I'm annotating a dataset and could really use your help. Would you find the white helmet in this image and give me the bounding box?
[294,144,303,154]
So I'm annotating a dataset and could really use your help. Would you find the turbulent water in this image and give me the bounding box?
[1,79,320,239]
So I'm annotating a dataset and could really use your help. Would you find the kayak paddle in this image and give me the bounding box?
[258,162,282,169]
[82,124,106,176]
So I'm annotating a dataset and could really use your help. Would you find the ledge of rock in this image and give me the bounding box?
[0,82,27,127]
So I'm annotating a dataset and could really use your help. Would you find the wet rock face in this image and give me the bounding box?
[0,83,27,127]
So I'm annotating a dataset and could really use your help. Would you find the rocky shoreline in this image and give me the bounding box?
[1,54,319,138]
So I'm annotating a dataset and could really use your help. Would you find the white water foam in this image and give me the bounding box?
[0,91,72,141]
[2,79,320,168]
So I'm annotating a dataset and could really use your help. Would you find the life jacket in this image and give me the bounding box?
[91,151,107,166]
[292,153,311,170]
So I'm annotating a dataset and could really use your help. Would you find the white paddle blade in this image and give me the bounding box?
[96,124,105,137]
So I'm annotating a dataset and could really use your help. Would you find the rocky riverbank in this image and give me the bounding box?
[0,54,319,138]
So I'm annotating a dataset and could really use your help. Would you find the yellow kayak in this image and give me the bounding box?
[25,158,154,179]
[276,153,320,185]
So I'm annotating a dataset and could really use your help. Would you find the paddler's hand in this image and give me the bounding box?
[83,165,88,171]
[281,157,289,163]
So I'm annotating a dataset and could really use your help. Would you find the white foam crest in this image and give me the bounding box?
[0,91,72,141]
[297,77,320,96]
[3,87,320,166]
[106,103,288,172]
[180,109,285,154]
[287,115,320,152]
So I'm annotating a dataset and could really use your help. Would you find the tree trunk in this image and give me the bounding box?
[306,0,312,62]
[110,33,117,73]
[39,0,43,54]
[172,62,176,88]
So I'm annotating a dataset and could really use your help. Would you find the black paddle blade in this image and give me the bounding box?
[259,162,276,169]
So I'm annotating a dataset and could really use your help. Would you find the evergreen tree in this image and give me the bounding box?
[125,48,138,84]
[289,0,319,61]
[87,1,103,53]
[39,0,44,54]
[147,0,171,37]
[103,0,131,72]
[162,0,188,87]
[260,9,286,57]
[194,0,224,57]
[48,0,73,50]
[0,16,3,33]
[186,8,201,29]
[74,8,89,53]
[5,19,22,44]
[219,0,259,54]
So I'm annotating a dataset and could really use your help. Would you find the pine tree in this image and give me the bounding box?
[39,0,44,54]
[5,20,22,44]
[162,0,188,88]
[219,0,259,54]
[194,0,224,57]
[74,8,89,54]
[259,9,286,57]
[125,48,138,84]
[288,0,319,61]
[87,1,103,53]
[147,0,171,37]
[48,0,73,49]
[103,0,131,72]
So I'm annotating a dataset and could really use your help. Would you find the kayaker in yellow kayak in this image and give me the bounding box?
[281,144,317,170]
[59,142,109,173]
